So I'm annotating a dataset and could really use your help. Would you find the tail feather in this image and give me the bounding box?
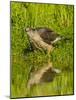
[52,68,61,73]
[51,36,71,44]
[60,36,71,40]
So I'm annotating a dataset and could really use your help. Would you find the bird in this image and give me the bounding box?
[25,27,68,54]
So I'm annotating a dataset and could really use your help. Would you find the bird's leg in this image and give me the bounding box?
[48,45,54,54]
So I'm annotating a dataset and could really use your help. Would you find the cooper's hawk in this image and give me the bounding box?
[25,27,65,53]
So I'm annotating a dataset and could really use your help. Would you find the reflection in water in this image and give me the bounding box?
[12,53,73,97]
[27,60,61,88]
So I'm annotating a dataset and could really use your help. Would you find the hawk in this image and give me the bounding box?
[25,27,66,53]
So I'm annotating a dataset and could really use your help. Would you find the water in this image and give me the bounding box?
[11,52,73,98]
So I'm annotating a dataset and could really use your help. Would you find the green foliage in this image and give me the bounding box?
[11,2,74,98]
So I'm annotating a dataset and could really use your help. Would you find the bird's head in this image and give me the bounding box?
[25,27,32,32]
[25,27,36,37]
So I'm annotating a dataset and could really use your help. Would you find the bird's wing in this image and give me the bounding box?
[35,27,53,33]
[36,28,59,44]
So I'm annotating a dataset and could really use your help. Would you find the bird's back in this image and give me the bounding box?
[35,27,59,44]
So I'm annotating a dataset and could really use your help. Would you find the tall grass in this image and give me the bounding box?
[11,2,74,98]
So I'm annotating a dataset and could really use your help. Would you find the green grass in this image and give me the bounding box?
[11,2,74,98]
